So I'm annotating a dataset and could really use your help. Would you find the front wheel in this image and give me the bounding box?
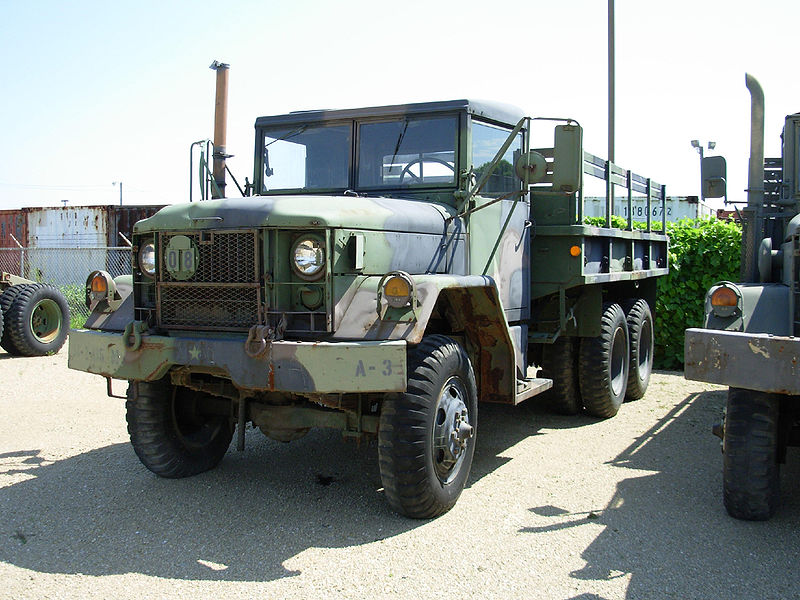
[379,335,477,519]
[126,380,234,478]
[723,388,780,520]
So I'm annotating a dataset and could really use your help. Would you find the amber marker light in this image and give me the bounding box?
[710,286,738,307]
[570,245,581,257]
[90,274,108,294]
[384,274,412,308]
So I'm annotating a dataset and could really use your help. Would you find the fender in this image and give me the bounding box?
[334,273,517,402]
[84,274,133,332]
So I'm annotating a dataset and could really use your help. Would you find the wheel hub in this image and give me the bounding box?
[433,377,473,483]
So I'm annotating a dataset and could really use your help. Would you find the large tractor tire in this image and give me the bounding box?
[579,302,629,418]
[378,335,477,519]
[3,284,69,356]
[723,388,780,521]
[540,336,582,415]
[126,380,235,478]
[623,298,654,401]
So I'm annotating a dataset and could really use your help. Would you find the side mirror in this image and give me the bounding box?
[552,124,583,193]
[702,156,727,199]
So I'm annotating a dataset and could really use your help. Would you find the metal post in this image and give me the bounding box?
[608,0,615,163]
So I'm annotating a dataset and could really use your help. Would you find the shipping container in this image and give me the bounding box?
[106,205,163,246]
[583,195,715,222]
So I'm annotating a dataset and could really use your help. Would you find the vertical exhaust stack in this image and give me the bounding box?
[742,73,766,282]
[210,61,230,199]
[746,73,765,208]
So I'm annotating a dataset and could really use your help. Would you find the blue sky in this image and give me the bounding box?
[2,0,799,210]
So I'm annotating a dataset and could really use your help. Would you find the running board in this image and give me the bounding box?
[514,377,553,405]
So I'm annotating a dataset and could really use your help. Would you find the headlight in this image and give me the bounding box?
[138,240,156,277]
[291,236,326,281]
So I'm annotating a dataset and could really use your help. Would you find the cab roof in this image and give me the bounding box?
[254,99,526,130]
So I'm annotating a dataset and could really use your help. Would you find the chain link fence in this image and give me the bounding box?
[0,247,132,326]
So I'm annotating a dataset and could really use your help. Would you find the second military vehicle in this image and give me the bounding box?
[686,74,800,520]
[69,65,668,518]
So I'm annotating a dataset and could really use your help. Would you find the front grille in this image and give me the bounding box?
[160,285,260,329]
[157,230,262,330]
[160,230,257,284]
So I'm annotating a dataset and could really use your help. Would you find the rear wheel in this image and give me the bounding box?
[540,336,582,415]
[126,380,234,478]
[379,335,477,518]
[4,284,69,356]
[579,302,629,418]
[723,388,780,521]
[0,284,34,354]
[623,298,654,401]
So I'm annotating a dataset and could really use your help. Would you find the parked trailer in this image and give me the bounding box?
[68,65,669,518]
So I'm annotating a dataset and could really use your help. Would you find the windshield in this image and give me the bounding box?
[357,116,457,189]
[261,124,351,192]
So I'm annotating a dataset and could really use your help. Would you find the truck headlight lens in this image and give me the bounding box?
[291,236,326,281]
[139,240,156,277]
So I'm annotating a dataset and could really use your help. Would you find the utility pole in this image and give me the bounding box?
[113,181,123,206]
[608,0,615,163]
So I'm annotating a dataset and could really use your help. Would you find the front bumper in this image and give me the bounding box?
[68,329,407,394]
[685,328,800,395]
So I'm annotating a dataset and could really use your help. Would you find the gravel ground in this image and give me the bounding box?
[1,341,799,600]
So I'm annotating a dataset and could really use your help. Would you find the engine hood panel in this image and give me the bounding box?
[134,196,454,235]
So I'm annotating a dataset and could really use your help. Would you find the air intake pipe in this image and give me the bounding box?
[210,61,230,199]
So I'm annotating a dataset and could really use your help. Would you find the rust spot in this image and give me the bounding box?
[268,363,275,391]
[144,360,170,380]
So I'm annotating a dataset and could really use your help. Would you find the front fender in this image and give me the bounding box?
[333,274,517,402]
[84,274,133,332]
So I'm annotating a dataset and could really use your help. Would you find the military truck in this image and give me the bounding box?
[0,272,69,356]
[68,67,669,518]
[685,74,800,521]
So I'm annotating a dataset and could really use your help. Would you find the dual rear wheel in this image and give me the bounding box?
[543,298,654,418]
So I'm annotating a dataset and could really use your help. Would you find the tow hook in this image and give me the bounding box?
[122,321,148,351]
[244,314,287,358]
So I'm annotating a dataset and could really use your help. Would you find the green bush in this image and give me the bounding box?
[654,218,741,369]
[58,283,88,329]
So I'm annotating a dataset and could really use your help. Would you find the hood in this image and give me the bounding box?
[134,195,454,235]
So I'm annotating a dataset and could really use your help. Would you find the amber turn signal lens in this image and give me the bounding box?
[710,286,738,307]
[90,275,108,294]
[385,276,410,298]
[570,245,581,257]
